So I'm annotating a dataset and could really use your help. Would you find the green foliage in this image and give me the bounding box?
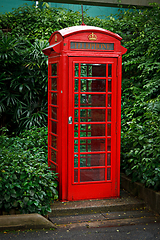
[0,127,58,215]
[0,4,160,190]
[0,31,48,133]
[120,5,160,190]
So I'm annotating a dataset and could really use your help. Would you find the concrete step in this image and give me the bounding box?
[49,190,145,217]
[49,210,160,229]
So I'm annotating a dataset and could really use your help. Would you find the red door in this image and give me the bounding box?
[68,57,119,200]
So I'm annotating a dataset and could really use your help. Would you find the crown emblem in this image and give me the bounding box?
[88,32,97,41]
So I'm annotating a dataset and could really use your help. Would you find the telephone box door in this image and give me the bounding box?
[68,57,119,200]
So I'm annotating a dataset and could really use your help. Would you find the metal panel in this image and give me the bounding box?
[37,0,160,8]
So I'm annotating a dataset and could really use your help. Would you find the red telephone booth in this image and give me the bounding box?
[43,25,127,201]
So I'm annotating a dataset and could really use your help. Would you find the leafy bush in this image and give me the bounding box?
[0,4,160,190]
[120,5,160,190]
[0,127,58,215]
[0,31,48,133]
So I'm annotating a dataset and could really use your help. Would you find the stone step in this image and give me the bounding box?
[49,210,160,229]
[49,190,145,217]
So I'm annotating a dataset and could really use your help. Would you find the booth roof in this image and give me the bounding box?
[49,25,122,42]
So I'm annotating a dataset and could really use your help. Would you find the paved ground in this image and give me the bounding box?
[1,221,160,239]
[1,209,160,239]
[0,190,160,239]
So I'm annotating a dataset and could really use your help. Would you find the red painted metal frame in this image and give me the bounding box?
[43,25,127,201]
[67,57,118,200]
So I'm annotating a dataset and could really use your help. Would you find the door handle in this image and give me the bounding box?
[68,116,72,124]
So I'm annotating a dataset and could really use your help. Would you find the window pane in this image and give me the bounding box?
[107,124,111,136]
[51,63,57,76]
[74,94,78,107]
[108,79,112,92]
[75,63,79,77]
[80,94,106,107]
[81,64,106,77]
[51,78,57,90]
[107,168,111,180]
[51,148,57,163]
[80,139,105,152]
[107,153,111,166]
[49,162,56,172]
[51,121,57,134]
[81,64,92,77]
[81,79,106,92]
[74,154,78,167]
[80,109,105,122]
[107,109,111,122]
[74,109,78,122]
[80,124,105,137]
[80,139,91,152]
[107,138,111,151]
[74,169,78,182]
[108,94,111,107]
[74,140,78,153]
[80,168,105,182]
[74,124,78,137]
[108,64,112,77]
[51,135,57,149]
[51,107,57,120]
[74,79,78,92]
[51,93,57,105]
[80,154,105,167]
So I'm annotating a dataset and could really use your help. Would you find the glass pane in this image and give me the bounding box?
[51,107,57,120]
[107,153,111,166]
[74,154,78,167]
[107,168,111,180]
[74,124,78,137]
[51,149,57,163]
[74,169,78,182]
[51,63,57,76]
[74,94,78,107]
[81,64,92,77]
[108,94,112,107]
[107,138,111,151]
[80,124,91,137]
[80,168,105,182]
[80,139,91,152]
[108,64,112,77]
[49,162,56,172]
[80,139,105,152]
[81,79,106,92]
[92,64,106,77]
[81,64,106,77]
[80,154,105,167]
[80,109,105,122]
[74,140,78,153]
[51,78,57,90]
[107,109,111,122]
[80,124,105,137]
[51,121,57,134]
[74,109,78,122]
[74,79,78,92]
[108,79,112,92]
[75,63,79,77]
[90,139,105,152]
[51,135,57,149]
[80,94,106,107]
[107,124,111,136]
[51,93,57,105]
